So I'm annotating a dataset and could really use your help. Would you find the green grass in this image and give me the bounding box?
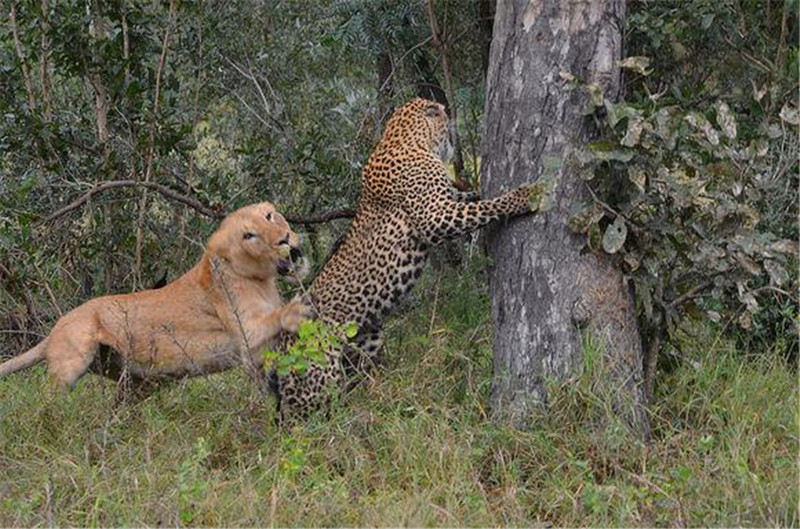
[1,264,797,527]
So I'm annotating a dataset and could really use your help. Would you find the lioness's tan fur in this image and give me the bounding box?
[0,202,308,389]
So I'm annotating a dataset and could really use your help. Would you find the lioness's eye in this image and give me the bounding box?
[243,232,256,240]
[265,212,273,221]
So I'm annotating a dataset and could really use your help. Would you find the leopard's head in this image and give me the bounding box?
[381,98,453,162]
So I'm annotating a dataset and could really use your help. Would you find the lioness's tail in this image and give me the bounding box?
[0,341,46,377]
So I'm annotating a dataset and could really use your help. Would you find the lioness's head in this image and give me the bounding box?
[207,202,302,280]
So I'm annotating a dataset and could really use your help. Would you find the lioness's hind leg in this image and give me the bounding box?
[46,323,99,390]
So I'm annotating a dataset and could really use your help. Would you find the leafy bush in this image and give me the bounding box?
[567,0,798,396]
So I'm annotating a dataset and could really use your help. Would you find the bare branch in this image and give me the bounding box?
[284,209,355,225]
[39,0,53,121]
[136,0,179,288]
[9,1,38,114]
[38,180,223,226]
[37,179,354,228]
[425,0,466,185]
[223,55,292,142]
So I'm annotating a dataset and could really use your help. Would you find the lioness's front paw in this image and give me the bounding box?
[280,299,313,333]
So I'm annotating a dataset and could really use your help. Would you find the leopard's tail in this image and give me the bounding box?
[0,341,46,377]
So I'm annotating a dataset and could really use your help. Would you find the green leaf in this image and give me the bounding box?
[568,203,605,234]
[343,321,359,338]
[684,112,719,145]
[714,101,737,139]
[528,178,556,213]
[297,320,318,341]
[602,216,628,254]
[588,141,635,162]
[764,260,789,286]
[627,166,646,192]
[621,114,645,147]
[779,103,800,126]
[618,56,652,76]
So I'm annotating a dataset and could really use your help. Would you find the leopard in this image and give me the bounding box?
[272,98,537,422]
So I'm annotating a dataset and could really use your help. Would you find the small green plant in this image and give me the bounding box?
[177,437,212,525]
[264,319,358,376]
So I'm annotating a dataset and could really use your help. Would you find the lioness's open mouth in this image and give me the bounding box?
[277,258,293,276]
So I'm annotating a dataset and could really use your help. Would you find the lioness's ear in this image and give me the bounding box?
[207,232,230,262]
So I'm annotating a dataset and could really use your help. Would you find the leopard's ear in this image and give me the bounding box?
[425,105,440,118]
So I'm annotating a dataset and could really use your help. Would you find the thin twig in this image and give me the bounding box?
[425,0,466,182]
[136,0,179,289]
[9,1,37,113]
[668,281,712,309]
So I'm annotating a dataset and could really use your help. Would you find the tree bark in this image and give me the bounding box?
[481,0,648,435]
[479,0,495,76]
[376,51,394,126]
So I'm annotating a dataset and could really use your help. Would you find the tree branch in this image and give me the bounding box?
[136,0,178,288]
[39,0,53,121]
[425,0,467,186]
[37,180,355,227]
[283,209,355,225]
[9,1,37,114]
[38,180,223,226]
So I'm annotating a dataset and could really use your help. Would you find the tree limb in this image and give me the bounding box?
[135,0,179,288]
[37,180,355,227]
[9,1,37,114]
[38,180,223,226]
[425,0,467,186]
[283,209,355,225]
[39,0,53,121]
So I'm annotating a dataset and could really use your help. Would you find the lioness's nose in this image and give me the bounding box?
[290,247,302,262]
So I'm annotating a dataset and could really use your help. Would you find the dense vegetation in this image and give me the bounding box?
[0,0,797,526]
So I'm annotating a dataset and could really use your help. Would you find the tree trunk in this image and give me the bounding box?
[479,0,495,76]
[376,51,394,126]
[481,0,648,436]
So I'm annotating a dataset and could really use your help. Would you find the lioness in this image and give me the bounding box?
[0,202,309,390]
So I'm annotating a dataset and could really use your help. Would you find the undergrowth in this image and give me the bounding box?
[0,263,796,527]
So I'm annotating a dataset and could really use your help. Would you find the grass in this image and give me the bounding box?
[0,263,797,527]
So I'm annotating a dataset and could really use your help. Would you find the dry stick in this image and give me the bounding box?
[775,0,789,74]
[181,22,205,268]
[39,0,53,121]
[224,56,291,142]
[135,0,178,289]
[39,180,221,225]
[9,1,37,114]
[210,258,270,398]
[425,0,467,187]
[37,179,356,227]
[284,209,355,225]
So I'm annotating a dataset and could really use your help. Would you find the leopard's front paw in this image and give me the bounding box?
[460,190,481,202]
[280,298,313,333]
[518,180,555,213]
